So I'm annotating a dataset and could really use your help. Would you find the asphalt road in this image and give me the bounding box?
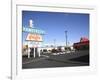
[22,50,89,69]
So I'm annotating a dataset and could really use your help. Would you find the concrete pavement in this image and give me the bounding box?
[22,50,89,69]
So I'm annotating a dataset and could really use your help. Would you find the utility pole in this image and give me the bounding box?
[65,30,67,47]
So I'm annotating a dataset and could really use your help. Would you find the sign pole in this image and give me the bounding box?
[28,41,30,58]
[33,47,35,58]
[38,48,40,57]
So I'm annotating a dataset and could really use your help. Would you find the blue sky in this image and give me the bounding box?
[22,11,89,46]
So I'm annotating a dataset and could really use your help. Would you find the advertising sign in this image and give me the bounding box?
[26,33,43,42]
[23,27,45,35]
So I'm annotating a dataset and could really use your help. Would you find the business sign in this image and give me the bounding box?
[23,27,45,35]
[26,33,43,42]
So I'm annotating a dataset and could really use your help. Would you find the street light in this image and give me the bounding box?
[65,30,67,47]
[53,39,56,48]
